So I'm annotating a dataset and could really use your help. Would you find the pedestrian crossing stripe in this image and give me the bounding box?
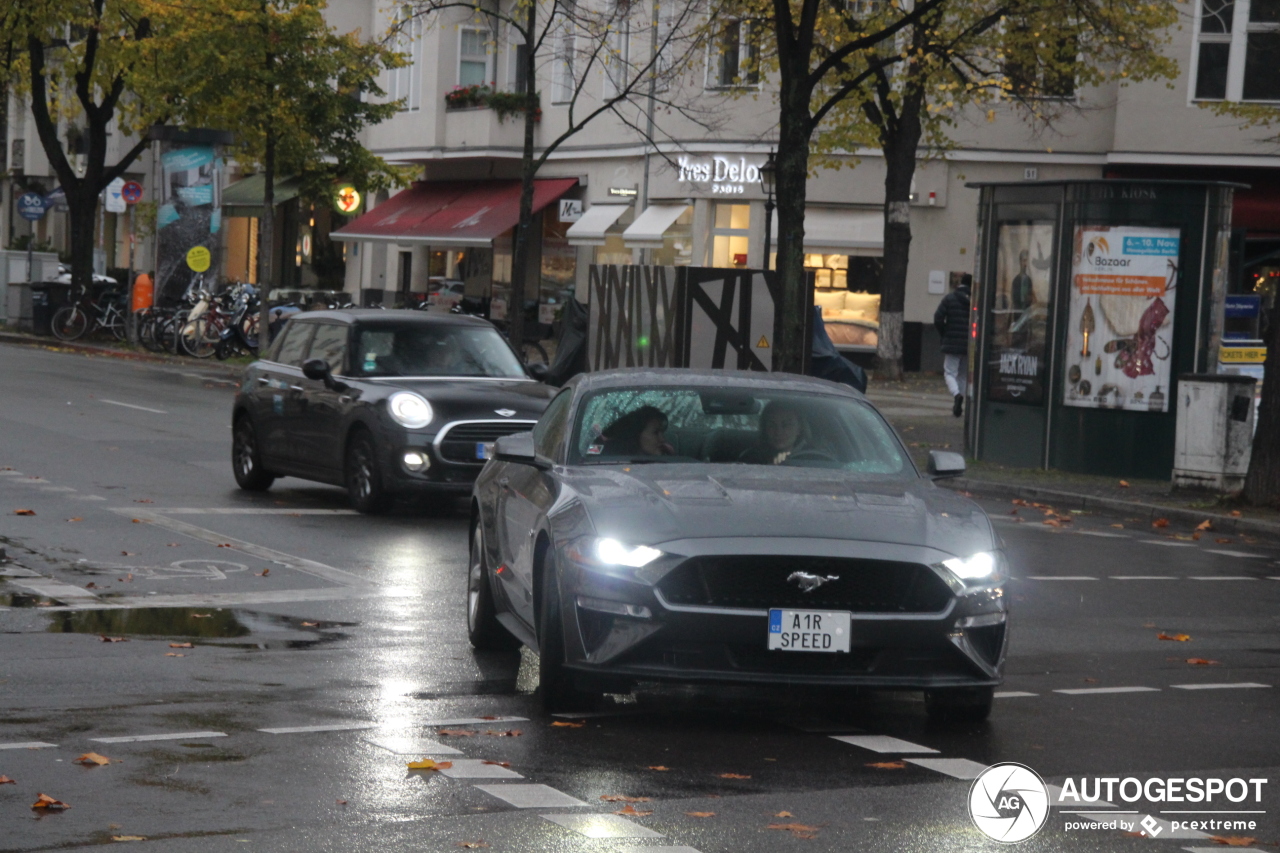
[757,335,770,348]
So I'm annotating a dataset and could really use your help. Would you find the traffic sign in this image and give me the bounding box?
[121,181,143,204]
[17,193,48,221]
[105,178,127,214]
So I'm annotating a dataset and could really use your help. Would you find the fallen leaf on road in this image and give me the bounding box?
[1210,836,1257,847]
[1229,510,1242,517]
[1110,523,1124,529]
[1152,518,1169,528]
[301,621,318,627]
[407,759,453,771]
[1158,633,1192,642]
[455,842,489,849]
[614,805,653,816]
[336,799,348,805]
[1215,538,1233,544]
[718,773,751,779]
[866,761,906,769]
[1043,519,1063,527]
[1118,480,1130,487]
[13,509,35,516]
[31,793,69,810]
[1083,677,1099,683]
[769,822,822,838]
[550,720,584,728]
[485,729,521,737]
[110,836,147,842]
[166,543,181,547]
[1243,536,1258,544]
[685,811,716,818]
[217,543,232,548]
[1012,499,1030,506]
[1195,520,1213,531]
[85,582,98,590]
[67,517,82,523]
[73,753,114,766]
[437,730,477,737]
[165,653,185,657]
[601,795,651,802]
[1009,509,1019,515]
[120,551,134,556]
[0,776,15,784]
[1186,658,1220,665]
[133,499,153,504]
[99,636,128,643]
[960,491,974,497]
[169,643,193,649]
[121,574,133,582]
[775,811,793,817]
[1142,622,1156,628]
[256,569,269,577]
[192,614,212,619]
[481,761,510,768]
[130,519,142,524]
[646,765,670,771]
[1192,532,1203,540]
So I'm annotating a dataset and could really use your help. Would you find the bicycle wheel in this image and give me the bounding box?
[165,311,186,354]
[180,316,217,358]
[105,307,127,341]
[51,305,90,341]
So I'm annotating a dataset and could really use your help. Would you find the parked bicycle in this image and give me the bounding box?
[51,285,128,342]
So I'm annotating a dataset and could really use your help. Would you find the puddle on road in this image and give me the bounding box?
[1,592,52,608]
[45,607,357,649]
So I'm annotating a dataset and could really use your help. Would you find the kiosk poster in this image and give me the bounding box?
[155,143,223,303]
[1063,226,1179,412]
[987,222,1053,404]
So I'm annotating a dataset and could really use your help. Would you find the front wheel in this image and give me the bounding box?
[468,524,519,651]
[232,417,275,491]
[345,431,391,514]
[538,554,595,713]
[924,686,994,723]
[51,306,89,341]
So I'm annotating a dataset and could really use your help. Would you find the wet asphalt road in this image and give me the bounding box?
[0,343,1278,852]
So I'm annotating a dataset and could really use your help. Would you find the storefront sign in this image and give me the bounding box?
[677,155,764,195]
[608,186,637,198]
[987,222,1053,404]
[1224,294,1261,319]
[558,199,582,222]
[335,186,362,214]
[1063,225,1180,412]
[1219,344,1266,364]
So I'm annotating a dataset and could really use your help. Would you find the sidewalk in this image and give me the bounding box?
[0,327,245,379]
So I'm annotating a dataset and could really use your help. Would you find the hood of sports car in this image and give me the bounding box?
[560,464,994,559]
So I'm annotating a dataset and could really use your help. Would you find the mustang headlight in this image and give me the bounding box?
[935,550,1006,593]
[943,551,996,580]
[387,391,433,429]
[567,536,664,569]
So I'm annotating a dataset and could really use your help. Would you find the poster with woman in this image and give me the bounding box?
[1062,225,1180,411]
[987,222,1054,403]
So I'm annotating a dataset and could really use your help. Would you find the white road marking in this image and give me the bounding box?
[1026,576,1098,581]
[1143,541,1196,547]
[258,723,377,734]
[101,399,167,414]
[994,691,1038,698]
[39,486,75,492]
[0,742,58,750]
[1189,576,1256,581]
[364,737,462,755]
[153,508,359,515]
[0,567,40,577]
[425,716,529,726]
[0,471,23,476]
[16,478,49,484]
[438,759,524,779]
[1170,682,1271,690]
[615,848,702,853]
[906,758,988,779]
[542,814,664,839]
[1111,576,1177,580]
[1054,686,1160,695]
[70,494,106,500]
[474,784,588,808]
[1183,848,1262,852]
[1079,531,1129,538]
[1205,550,1265,558]
[91,731,227,743]
[40,587,392,611]
[831,735,939,754]
[8,579,100,604]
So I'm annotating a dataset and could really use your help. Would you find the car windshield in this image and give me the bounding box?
[569,386,911,475]
[352,324,525,378]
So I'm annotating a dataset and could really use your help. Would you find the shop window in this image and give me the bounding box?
[389,9,422,111]
[712,203,750,268]
[459,28,491,87]
[541,214,578,321]
[707,19,760,88]
[812,254,882,351]
[1194,0,1280,101]
[653,207,694,266]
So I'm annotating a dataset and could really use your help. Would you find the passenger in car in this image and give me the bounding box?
[602,406,675,457]
[740,402,813,465]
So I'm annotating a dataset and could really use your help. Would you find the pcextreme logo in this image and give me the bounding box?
[968,763,1051,843]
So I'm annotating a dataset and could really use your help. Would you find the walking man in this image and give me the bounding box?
[934,273,972,417]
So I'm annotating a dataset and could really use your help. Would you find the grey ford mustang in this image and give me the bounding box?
[469,369,1007,719]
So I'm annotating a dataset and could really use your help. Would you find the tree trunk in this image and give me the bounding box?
[874,90,924,383]
[257,131,276,349]
[66,187,100,292]
[772,60,812,375]
[506,0,539,359]
[1241,302,1280,506]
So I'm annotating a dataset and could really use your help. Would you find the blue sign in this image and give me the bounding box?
[17,193,48,221]
[1224,294,1261,319]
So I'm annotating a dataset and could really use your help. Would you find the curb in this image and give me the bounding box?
[941,477,1280,538]
[0,331,243,379]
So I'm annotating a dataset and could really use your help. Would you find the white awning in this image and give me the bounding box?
[566,204,630,246]
[771,208,883,255]
[623,204,689,248]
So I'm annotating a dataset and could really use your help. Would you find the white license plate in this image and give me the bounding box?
[768,609,851,652]
[476,442,495,460]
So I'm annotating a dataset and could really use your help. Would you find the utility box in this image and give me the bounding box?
[1173,374,1256,491]
[2,251,61,324]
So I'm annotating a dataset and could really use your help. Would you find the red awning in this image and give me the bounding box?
[330,178,578,247]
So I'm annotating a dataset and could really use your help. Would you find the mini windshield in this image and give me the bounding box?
[569,386,910,475]
[352,324,525,378]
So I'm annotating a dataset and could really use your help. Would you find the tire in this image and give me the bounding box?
[924,686,994,723]
[537,551,595,713]
[231,416,275,491]
[467,524,519,651]
[51,305,89,341]
[180,317,218,358]
[138,311,165,352]
[345,430,391,514]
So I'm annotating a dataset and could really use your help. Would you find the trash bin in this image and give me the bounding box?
[1172,374,1257,491]
[28,282,74,336]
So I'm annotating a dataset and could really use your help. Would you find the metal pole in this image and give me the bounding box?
[638,0,659,265]
[763,192,774,271]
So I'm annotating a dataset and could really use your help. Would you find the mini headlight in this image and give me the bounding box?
[942,551,996,580]
[567,536,664,569]
[388,392,433,429]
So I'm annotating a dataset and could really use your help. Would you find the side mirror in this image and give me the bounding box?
[493,431,545,467]
[525,362,550,382]
[927,450,966,479]
[302,358,330,381]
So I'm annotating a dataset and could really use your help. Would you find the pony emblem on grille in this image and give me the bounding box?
[787,571,840,593]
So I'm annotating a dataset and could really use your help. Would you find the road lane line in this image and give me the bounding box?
[114,509,370,588]
[91,731,227,743]
[994,691,1038,698]
[41,587,392,611]
[1078,531,1129,538]
[364,737,463,755]
[1170,682,1270,690]
[1143,541,1196,547]
[425,716,529,726]
[1026,576,1098,581]
[8,579,102,605]
[1205,550,1265,558]
[1111,576,1178,580]
[474,784,588,808]
[906,758,987,779]
[0,471,23,476]
[39,486,76,492]
[542,814,664,838]
[830,735,939,754]
[101,399,168,414]
[70,495,106,500]
[1189,576,1256,581]
[0,742,58,750]
[438,760,524,779]
[1054,687,1160,695]
[258,723,377,734]
[615,847,702,853]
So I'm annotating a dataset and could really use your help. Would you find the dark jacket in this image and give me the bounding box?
[934,285,971,355]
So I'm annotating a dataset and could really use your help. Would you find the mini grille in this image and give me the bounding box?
[437,421,536,463]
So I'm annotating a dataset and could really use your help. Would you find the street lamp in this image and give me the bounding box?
[759,149,777,271]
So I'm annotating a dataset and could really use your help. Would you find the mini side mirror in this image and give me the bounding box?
[927,450,966,479]
[302,358,330,382]
[525,362,550,382]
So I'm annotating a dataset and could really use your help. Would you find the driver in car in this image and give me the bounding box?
[601,406,675,457]
[741,402,815,465]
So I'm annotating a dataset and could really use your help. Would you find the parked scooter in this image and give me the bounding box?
[214,282,261,360]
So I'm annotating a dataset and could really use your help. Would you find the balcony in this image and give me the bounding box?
[443,88,540,153]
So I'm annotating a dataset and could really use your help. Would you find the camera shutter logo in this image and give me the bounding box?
[968,762,1050,843]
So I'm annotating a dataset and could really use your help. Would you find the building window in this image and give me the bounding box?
[1194,0,1280,100]
[508,35,529,92]
[707,19,759,88]
[552,20,577,103]
[390,11,422,111]
[603,21,630,99]
[459,28,491,87]
[711,203,751,268]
